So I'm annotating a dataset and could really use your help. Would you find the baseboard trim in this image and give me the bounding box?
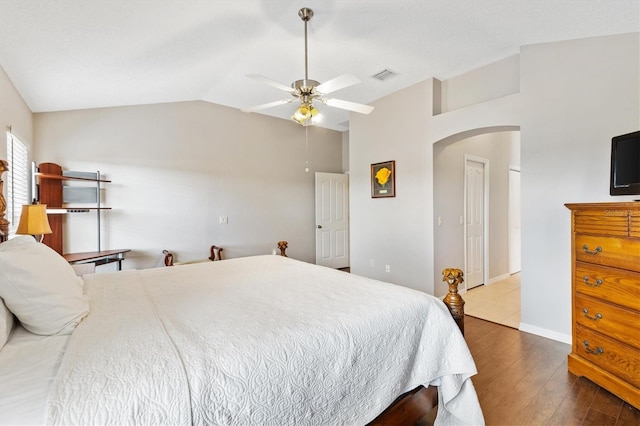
[518,322,572,344]
[487,273,510,285]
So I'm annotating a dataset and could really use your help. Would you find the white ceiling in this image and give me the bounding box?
[1,1,638,131]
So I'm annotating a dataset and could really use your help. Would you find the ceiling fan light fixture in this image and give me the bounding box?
[291,102,318,124]
[244,7,373,126]
[291,114,309,125]
[294,104,311,120]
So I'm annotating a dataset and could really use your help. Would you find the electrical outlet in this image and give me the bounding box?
[370,259,375,267]
[219,216,228,224]
[385,265,391,273]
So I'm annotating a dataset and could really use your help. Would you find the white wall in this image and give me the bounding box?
[0,66,33,156]
[341,131,349,173]
[0,65,33,169]
[0,66,34,237]
[350,32,638,342]
[350,80,435,293]
[441,54,520,113]
[519,33,639,341]
[34,101,343,269]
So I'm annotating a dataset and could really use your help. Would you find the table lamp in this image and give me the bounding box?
[16,204,52,242]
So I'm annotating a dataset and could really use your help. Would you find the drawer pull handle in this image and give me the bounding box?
[583,340,603,355]
[582,244,602,255]
[582,308,602,321]
[582,276,603,287]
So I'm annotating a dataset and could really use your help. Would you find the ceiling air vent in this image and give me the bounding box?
[371,69,397,81]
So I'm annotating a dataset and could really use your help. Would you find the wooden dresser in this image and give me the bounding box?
[565,202,640,408]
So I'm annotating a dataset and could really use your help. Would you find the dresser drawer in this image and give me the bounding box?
[574,209,629,237]
[575,325,640,388]
[575,234,640,272]
[631,211,640,238]
[574,293,640,349]
[575,262,640,311]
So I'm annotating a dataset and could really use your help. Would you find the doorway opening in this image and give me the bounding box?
[432,128,521,324]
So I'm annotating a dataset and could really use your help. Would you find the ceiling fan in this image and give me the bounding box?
[241,7,374,126]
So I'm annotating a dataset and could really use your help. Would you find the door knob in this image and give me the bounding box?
[317,225,322,229]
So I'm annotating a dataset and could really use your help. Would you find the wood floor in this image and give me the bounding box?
[461,316,639,425]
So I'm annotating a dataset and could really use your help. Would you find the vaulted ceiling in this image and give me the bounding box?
[0,1,637,131]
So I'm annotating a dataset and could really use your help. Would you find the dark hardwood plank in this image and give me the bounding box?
[512,359,578,425]
[548,377,600,425]
[590,387,624,418]
[581,407,618,426]
[617,402,640,425]
[462,316,639,426]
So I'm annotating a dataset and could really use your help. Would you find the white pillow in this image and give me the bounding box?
[0,236,89,335]
[0,296,14,349]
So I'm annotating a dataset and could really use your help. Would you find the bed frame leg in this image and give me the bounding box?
[442,268,465,336]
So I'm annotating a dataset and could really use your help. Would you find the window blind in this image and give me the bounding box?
[6,132,29,236]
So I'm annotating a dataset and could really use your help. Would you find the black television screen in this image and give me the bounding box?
[610,130,640,196]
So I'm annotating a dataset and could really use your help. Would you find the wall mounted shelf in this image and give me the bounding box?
[35,162,128,268]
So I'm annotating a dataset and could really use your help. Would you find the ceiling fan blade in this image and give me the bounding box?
[246,74,293,93]
[315,73,361,95]
[324,98,374,114]
[241,99,292,113]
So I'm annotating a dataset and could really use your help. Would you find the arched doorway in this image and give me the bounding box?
[433,127,521,328]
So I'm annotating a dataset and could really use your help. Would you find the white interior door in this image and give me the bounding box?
[315,172,349,268]
[465,158,487,290]
[509,167,521,274]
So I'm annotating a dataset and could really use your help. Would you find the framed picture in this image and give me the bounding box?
[371,160,395,198]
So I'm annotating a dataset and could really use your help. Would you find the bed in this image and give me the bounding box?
[0,168,483,425]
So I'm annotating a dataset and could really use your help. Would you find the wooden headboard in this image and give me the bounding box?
[0,159,9,243]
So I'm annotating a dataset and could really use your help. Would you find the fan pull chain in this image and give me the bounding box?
[305,126,310,173]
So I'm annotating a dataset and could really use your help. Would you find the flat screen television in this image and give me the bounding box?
[610,130,640,196]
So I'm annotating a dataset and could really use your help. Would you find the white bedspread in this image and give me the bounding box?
[0,326,70,425]
[46,255,483,425]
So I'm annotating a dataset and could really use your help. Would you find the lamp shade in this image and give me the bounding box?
[16,204,52,236]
